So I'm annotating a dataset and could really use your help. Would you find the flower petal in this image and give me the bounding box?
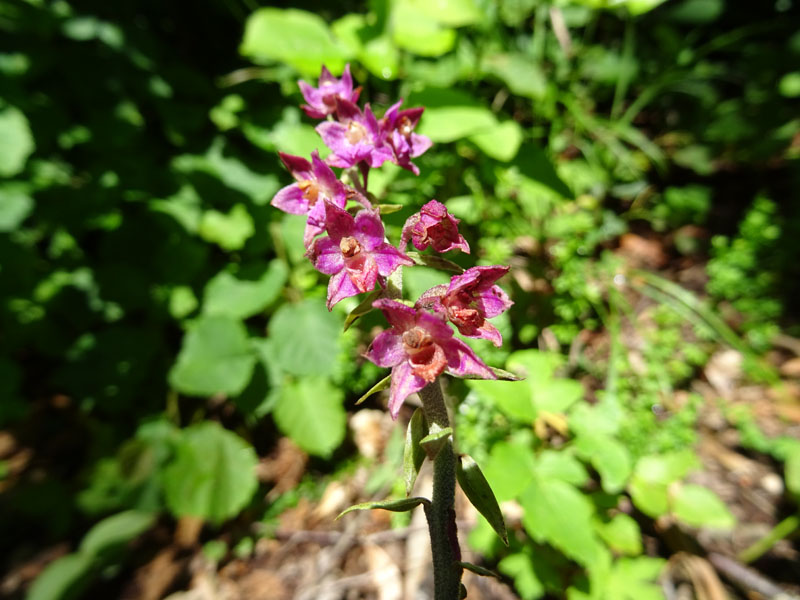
[373,299,417,332]
[278,152,312,180]
[372,243,413,277]
[478,285,513,318]
[271,184,308,215]
[443,338,496,380]
[388,361,426,419]
[323,200,355,243]
[364,330,405,368]
[353,208,386,251]
[327,268,361,310]
[309,236,344,274]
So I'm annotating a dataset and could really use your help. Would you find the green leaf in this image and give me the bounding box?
[403,0,483,27]
[405,251,465,273]
[198,204,255,251]
[344,289,382,331]
[785,442,800,498]
[469,120,524,162]
[265,299,342,377]
[356,374,392,405]
[628,477,669,518]
[273,377,346,458]
[169,316,256,397]
[202,260,288,319]
[481,53,547,100]
[0,184,34,232]
[595,513,642,556]
[779,72,800,98]
[337,496,430,519]
[459,561,501,579]
[520,477,604,566]
[409,88,498,143]
[391,2,456,57]
[420,426,453,458]
[672,484,736,530]
[27,553,94,600]
[604,557,666,600]
[80,510,156,556]
[457,455,508,545]
[242,106,327,158]
[169,286,199,319]
[240,8,349,75]
[482,440,536,501]
[498,552,545,600]
[534,450,589,486]
[404,408,428,495]
[163,422,258,523]
[575,434,632,493]
[0,104,35,177]
[633,450,699,485]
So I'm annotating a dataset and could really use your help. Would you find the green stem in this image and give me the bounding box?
[418,379,462,600]
[738,514,800,564]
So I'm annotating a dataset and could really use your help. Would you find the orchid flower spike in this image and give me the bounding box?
[401,200,470,254]
[298,64,361,119]
[364,299,496,418]
[308,201,412,310]
[416,266,513,347]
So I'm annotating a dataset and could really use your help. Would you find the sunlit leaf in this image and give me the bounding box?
[672,484,736,529]
[203,260,288,319]
[457,454,508,544]
[0,104,34,177]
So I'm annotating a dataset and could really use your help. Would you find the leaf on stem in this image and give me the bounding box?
[420,426,453,458]
[344,289,382,331]
[457,454,508,545]
[404,408,428,495]
[405,251,465,273]
[356,374,391,405]
[456,366,524,381]
[336,496,430,520]
[377,203,404,215]
[459,561,502,579]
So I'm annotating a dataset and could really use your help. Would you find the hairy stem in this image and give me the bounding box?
[419,378,462,600]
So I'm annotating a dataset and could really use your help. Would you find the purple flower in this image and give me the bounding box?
[417,266,513,347]
[308,201,413,310]
[401,200,470,254]
[364,299,496,418]
[271,151,351,247]
[316,98,394,169]
[382,101,432,175]
[298,64,361,120]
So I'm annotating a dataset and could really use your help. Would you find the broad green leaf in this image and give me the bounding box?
[520,477,603,566]
[337,496,430,519]
[198,204,255,251]
[672,484,736,529]
[633,450,699,485]
[27,553,93,600]
[0,104,35,177]
[265,299,341,377]
[404,408,428,494]
[534,450,589,486]
[163,422,258,523]
[595,513,642,556]
[457,454,508,545]
[668,0,723,23]
[511,142,573,199]
[203,260,288,319]
[169,316,256,397]
[780,72,800,98]
[409,89,497,143]
[80,511,156,556]
[604,557,666,600]
[469,120,524,162]
[403,265,451,301]
[169,286,198,319]
[483,440,536,501]
[498,552,545,600]
[468,378,533,422]
[625,0,669,15]
[240,8,349,75]
[481,53,546,100]
[403,0,482,26]
[628,476,669,518]
[575,434,632,493]
[356,374,391,405]
[391,2,456,57]
[273,377,346,458]
[242,106,326,158]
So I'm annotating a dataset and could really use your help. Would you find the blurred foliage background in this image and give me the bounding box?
[2,0,800,598]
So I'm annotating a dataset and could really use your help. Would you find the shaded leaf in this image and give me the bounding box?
[672,484,736,529]
[337,496,430,519]
[0,104,35,177]
[27,553,93,600]
[344,289,382,331]
[266,299,341,377]
[274,378,346,458]
[404,408,428,495]
[203,260,288,319]
[356,374,392,405]
[457,454,508,545]
[80,510,156,556]
[459,561,501,579]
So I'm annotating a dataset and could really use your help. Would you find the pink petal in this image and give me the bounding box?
[388,361,426,419]
[443,338,496,380]
[415,285,447,312]
[479,285,513,318]
[309,236,344,275]
[354,209,386,251]
[278,153,312,180]
[416,310,455,342]
[364,330,405,368]
[271,184,308,215]
[327,268,361,310]
[323,200,354,243]
[345,254,378,293]
[477,320,503,347]
[373,299,417,332]
[372,243,413,277]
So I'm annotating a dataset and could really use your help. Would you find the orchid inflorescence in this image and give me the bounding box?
[270,64,513,419]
